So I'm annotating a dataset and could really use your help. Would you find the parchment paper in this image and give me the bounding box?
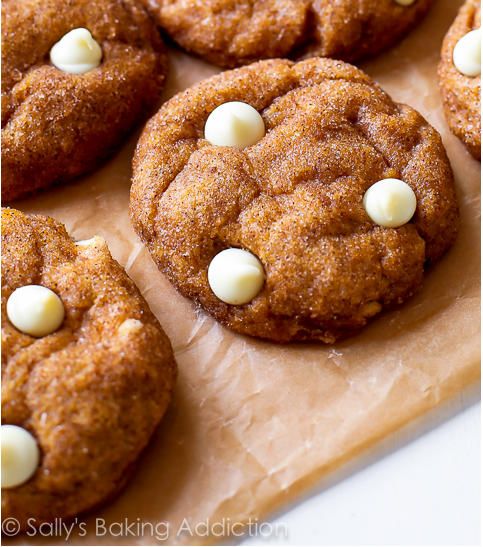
[3,0,480,544]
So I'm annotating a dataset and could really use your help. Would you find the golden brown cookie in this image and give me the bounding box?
[140,0,435,68]
[1,0,167,202]
[130,58,459,344]
[1,208,177,531]
[438,0,481,160]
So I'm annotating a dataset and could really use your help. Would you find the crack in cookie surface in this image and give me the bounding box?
[1,0,167,201]
[130,58,459,343]
[1,208,177,530]
[438,0,481,160]
[140,0,435,68]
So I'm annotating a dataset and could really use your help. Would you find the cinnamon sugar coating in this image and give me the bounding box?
[438,0,481,160]
[1,208,177,530]
[130,58,459,343]
[141,0,435,68]
[1,0,167,201]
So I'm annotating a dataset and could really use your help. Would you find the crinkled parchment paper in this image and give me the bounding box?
[3,0,480,544]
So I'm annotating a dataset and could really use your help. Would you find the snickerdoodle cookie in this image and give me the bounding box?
[1,208,177,531]
[438,0,481,160]
[1,0,167,202]
[130,58,459,343]
[140,0,435,68]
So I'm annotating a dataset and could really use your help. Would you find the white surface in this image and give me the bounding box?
[6,285,65,338]
[204,101,266,149]
[1,425,40,489]
[50,28,102,75]
[241,381,481,546]
[208,248,265,305]
[453,29,481,78]
[363,178,417,228]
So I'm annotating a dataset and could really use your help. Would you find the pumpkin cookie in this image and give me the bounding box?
[1,208,177,531]
[438,0,481,160]
[140,0,435,68]
[1,0,167,202]
[130,58,459,343]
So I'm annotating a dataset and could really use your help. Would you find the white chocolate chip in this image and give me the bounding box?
[1,425,40,489]
[118,318,143,336]
[361,301,382,318]
[393,0,416,6]
[204,101,265,149]
[74,237,97,246]
[453,28,481,77]
[7,285,65,337]
[363,178,417,228]
[50,28,102,75]
[208,248,265,305]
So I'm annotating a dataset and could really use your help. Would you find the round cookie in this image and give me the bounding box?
[1,0,167,202]
[438,0,481,160]
[139,0,435,68]
[1,208,177,531]
[130,58,459,344]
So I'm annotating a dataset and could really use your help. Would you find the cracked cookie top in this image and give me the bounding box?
[140,0,435,68]
[438,0,481,160]
[1,208,177,530]
[130,58,459,343]
[1,0,167,201]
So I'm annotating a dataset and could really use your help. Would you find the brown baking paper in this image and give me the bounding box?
[3,0,480,544]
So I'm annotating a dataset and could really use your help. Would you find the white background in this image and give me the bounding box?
[241,381,481,546]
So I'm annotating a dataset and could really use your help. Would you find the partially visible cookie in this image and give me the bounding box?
[1,208,177,531]
[1,0,167,202]
[140,0,435,68]
[438,0,481,160]
[130,58,459,344]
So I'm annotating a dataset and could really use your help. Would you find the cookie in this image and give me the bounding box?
[1,208,177,531]
[438,0,481,160]
[130,58,459,344]
[140,0,435,68]
[1,0,167,202]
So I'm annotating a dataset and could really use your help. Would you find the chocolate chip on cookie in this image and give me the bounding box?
[1,0,167,201]
[130,58,459,343]
[1,208,177,530]
[438,0,481,160]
